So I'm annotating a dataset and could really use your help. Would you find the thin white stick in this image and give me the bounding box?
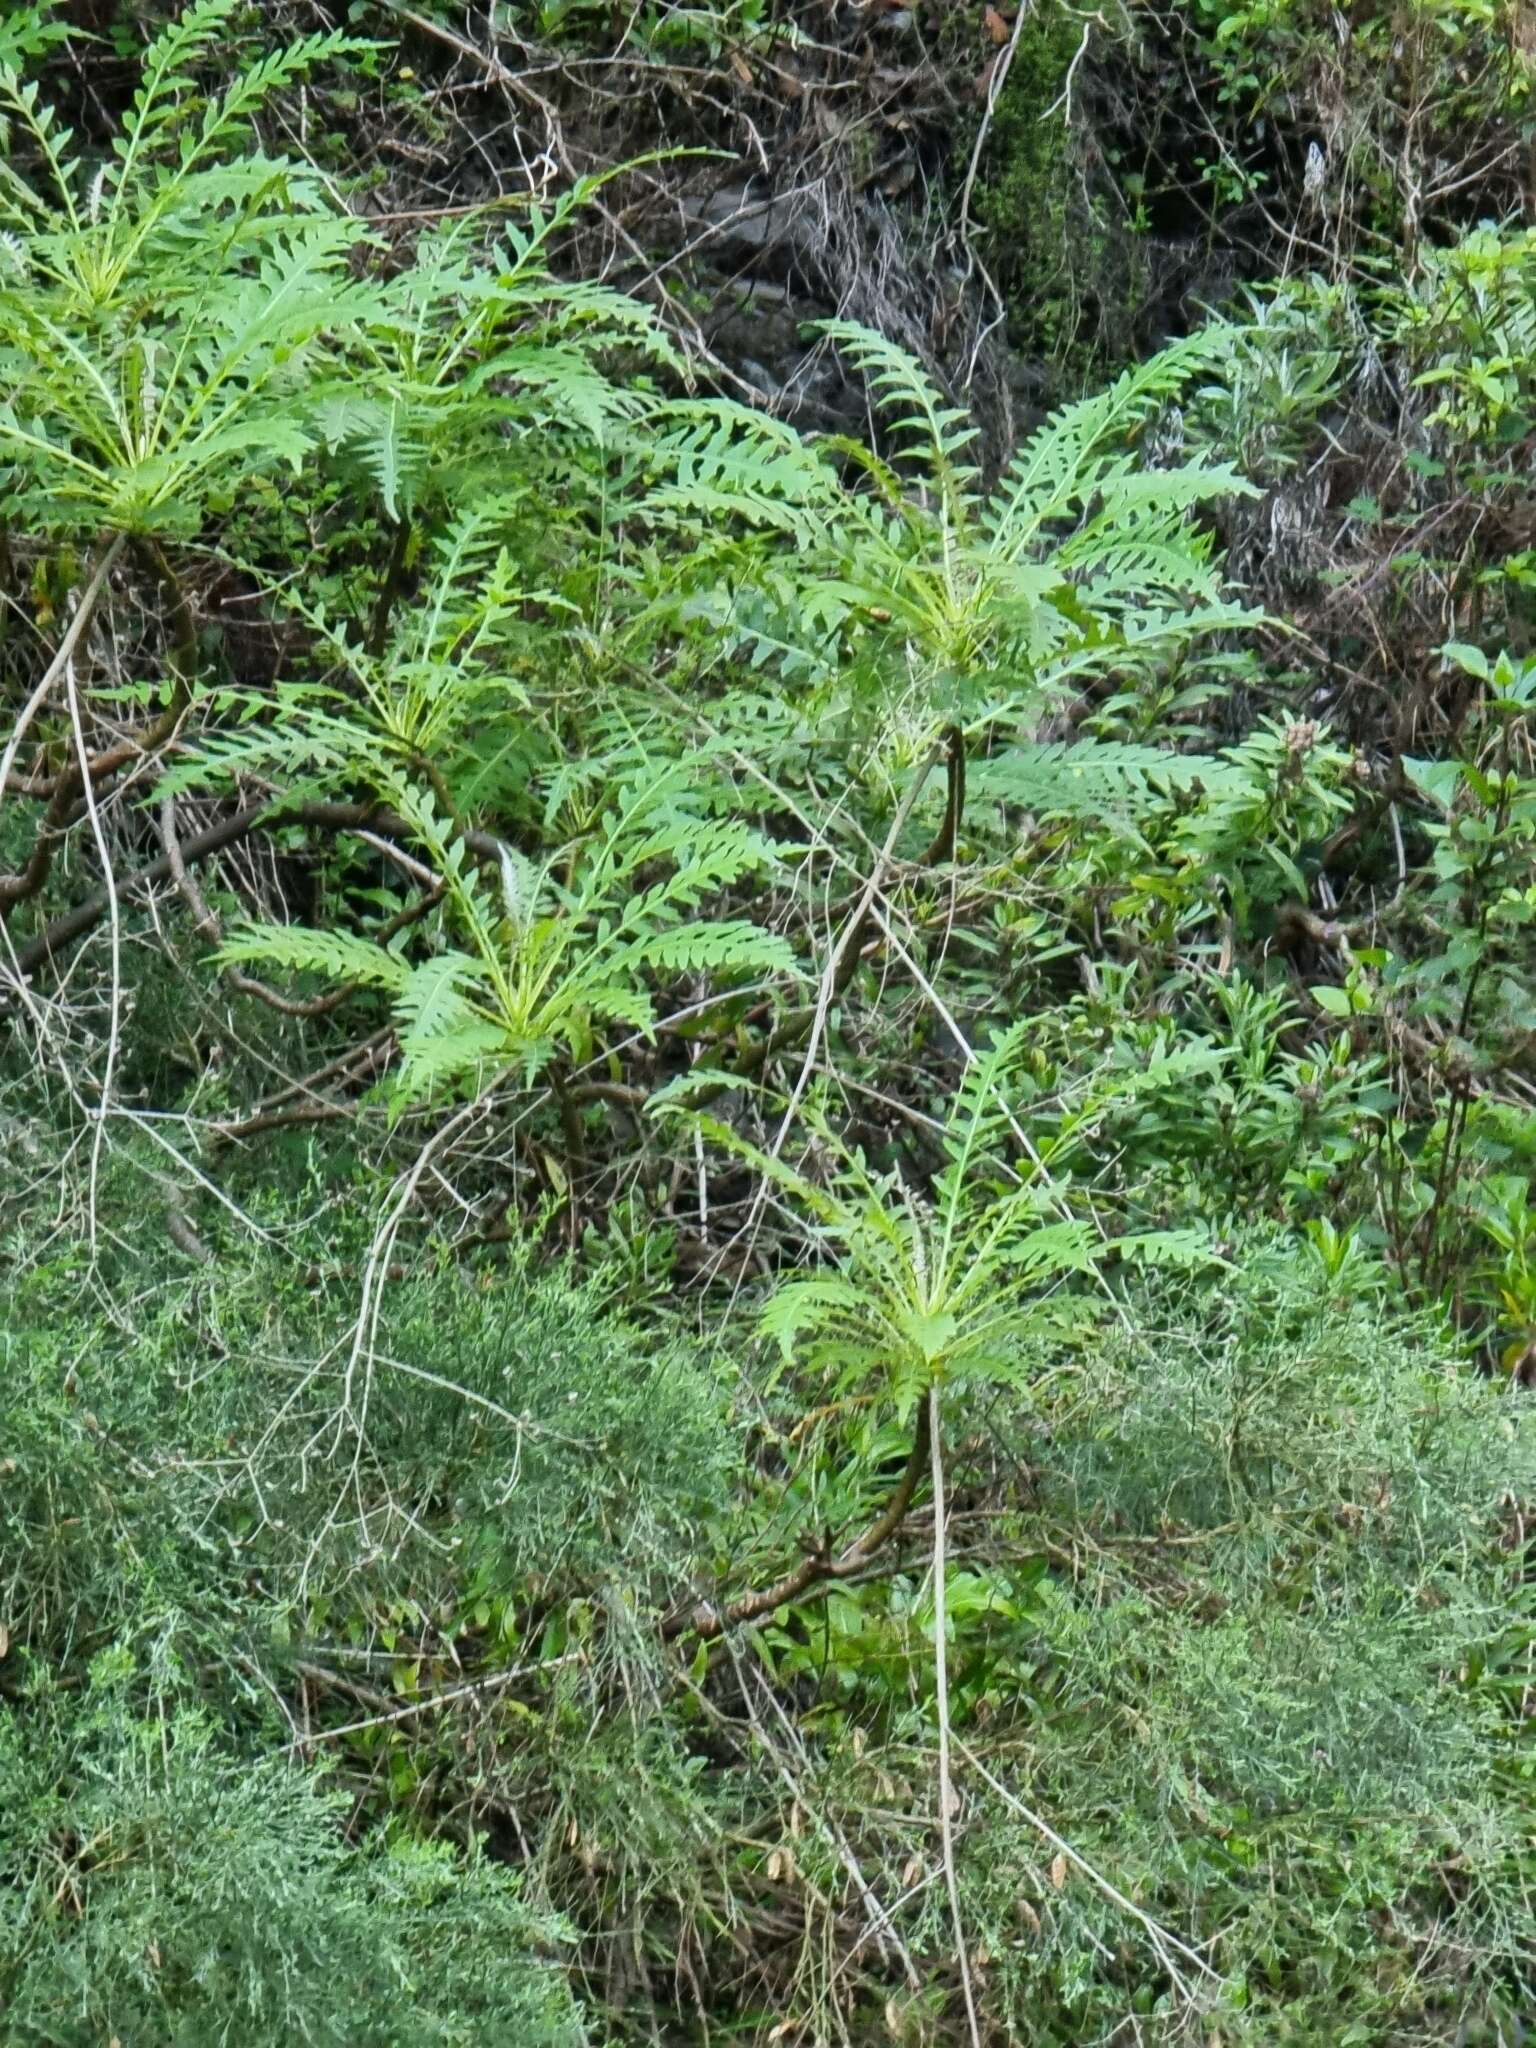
[725,1636,924,1995]
[717,743,946,1327]
[866,899,1131,1328]
[371,1351,595,1449]
[65,650,119,1253]
[98,1108,281,1242]
[768,740,943,1165]
[294,1091,495,1594]
[954,1735,1224,1989]
[287,1648,585,1751]
[341,1094,489,1425]
[1040,17,1095,124]
[0,534,125,819]
[931,1381,983,2048]
[959,0,1037,239]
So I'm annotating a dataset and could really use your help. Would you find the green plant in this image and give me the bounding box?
[1,1650,585,2047]
[0,5,66,71]
[809,320,1257,703]
[685,1024,1097,1425]
[316,185,671,536]
[218,760,798,1101]
[1363,643,1536,1318]
[0,0,371,539]
[8,4,1536,2041]
[1184,282,1345,479]
[188,500,549,806]
[1389,227,1536,452]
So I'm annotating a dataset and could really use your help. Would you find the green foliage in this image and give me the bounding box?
[1385,227,1536,453]
[218,760,797,1100]
[996,1265,1536,2041]
[0,0,373,536]
[3,4,1536,2043]
[678,1023,1100,1420]
[3,1215,731,1651]
[809,319,1258,699]
[0,6,67,72]
[957,0,1126,370]
[0,1185,731,2040]
[1183,283,1346,479]
[1,1653,583,2047]
[752,1265,1536,2042]
[1172,0,1532,270]
[318,186,674,526]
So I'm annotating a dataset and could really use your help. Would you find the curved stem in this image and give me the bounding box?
[917,724,966,868]
[668,1394,932,1641]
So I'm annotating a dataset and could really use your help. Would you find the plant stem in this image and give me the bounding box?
[668,1394,932,1640]
[931,1379,983,2048]
[368,516,413,657]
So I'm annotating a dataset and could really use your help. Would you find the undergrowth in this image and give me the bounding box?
[2,5,1534,2043]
